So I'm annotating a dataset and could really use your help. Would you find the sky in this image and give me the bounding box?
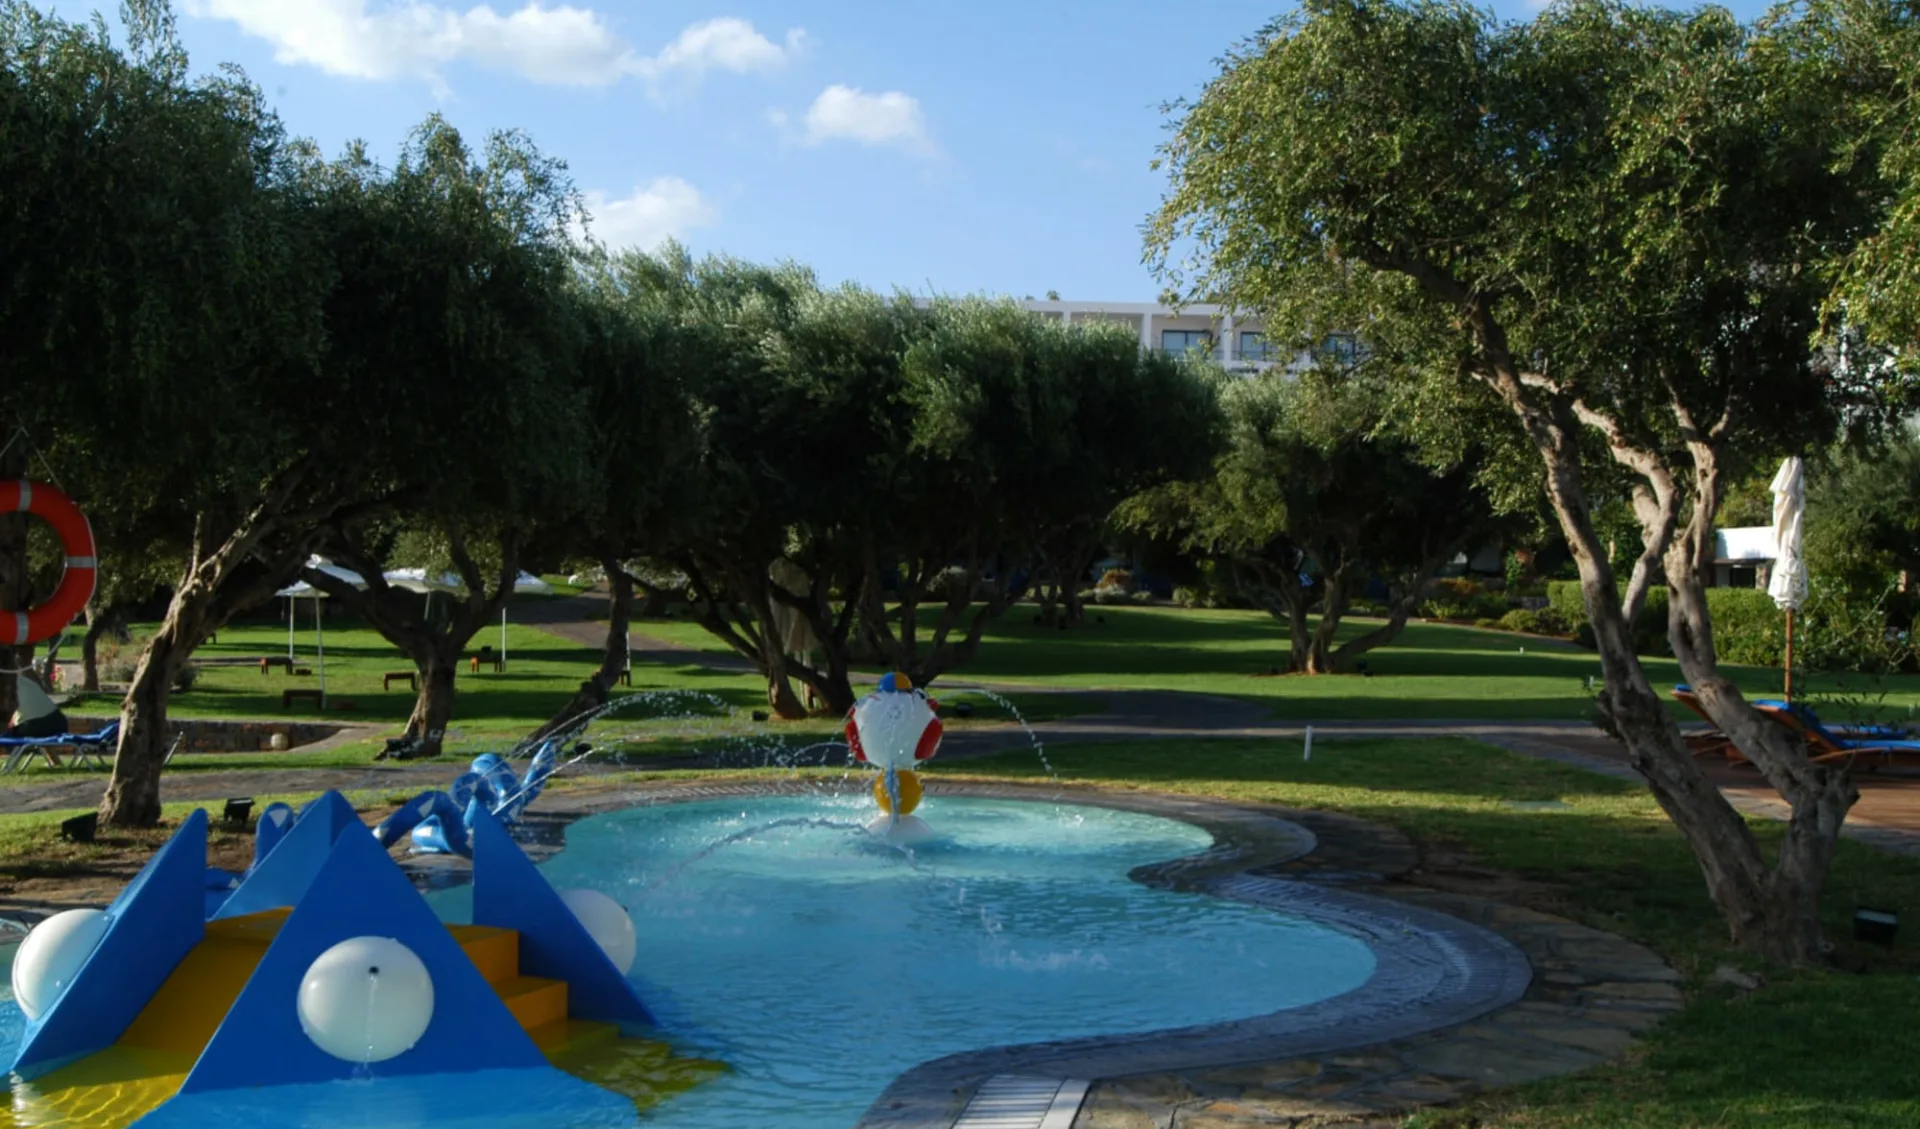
[40,0,1778,301]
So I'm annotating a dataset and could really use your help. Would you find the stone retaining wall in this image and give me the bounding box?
[66,716,343,753]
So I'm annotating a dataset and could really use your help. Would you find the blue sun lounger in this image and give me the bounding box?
[0,720,120,773]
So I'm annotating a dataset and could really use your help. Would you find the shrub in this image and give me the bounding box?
[1474,617,1501,629]
[1797,580,1913,675]
[1096,569,1133,593]
[1533,607,1570,636]
[1549,579,1668,654]
[1129,590,1157,603]
[1498,608,1542,635]
[1702,587,1783,667]
[1422,577,1506,620]
[1548,580,1588,632]
[172,662,200,693]
[1172,586,1211,609]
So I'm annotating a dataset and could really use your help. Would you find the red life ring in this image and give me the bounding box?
[1,480,96,646]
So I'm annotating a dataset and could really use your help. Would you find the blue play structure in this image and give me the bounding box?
[370,743,561,858]
[4,787,660,1127]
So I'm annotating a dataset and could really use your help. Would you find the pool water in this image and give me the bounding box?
[477,795,1377,1128]
[0,796,1377,1128]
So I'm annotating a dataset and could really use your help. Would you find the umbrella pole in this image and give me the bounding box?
[315,595,327,709]
[287,598,294,663]
[1784,607,1795,702]
[500,606,507,671]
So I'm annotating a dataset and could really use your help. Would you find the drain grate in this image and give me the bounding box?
[952,1075,1091,1129]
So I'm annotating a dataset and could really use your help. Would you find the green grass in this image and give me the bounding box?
[61,613,1093,763]
[929,737,1920,1128]
[635,605,1920,723]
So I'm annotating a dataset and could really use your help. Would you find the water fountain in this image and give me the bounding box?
[845,672,945,843]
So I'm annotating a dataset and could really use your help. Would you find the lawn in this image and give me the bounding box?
[43,608,1093,770]
[927,737,1920,1128]
[633,603,1920,724]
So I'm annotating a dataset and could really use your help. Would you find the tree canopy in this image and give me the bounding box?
[1149,0,1915,962]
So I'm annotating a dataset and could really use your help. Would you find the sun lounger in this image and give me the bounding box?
[1671,686,1918,768]
[0,721,120,773]
[1750,701,1920,769]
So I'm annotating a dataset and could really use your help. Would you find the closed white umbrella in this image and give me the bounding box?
[1767,457,1809,700]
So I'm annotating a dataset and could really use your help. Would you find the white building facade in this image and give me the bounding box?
[1004,298,1358,375]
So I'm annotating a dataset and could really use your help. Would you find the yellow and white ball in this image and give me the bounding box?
[872,769,923,815]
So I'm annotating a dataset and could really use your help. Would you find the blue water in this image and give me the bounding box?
[508,795,1376,1128]
[0,796,1377,1128]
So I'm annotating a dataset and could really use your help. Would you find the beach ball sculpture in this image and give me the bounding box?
[846,672,943,842]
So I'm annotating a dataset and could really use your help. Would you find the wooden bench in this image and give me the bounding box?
[260,656,293,675]
[469,652,503,673]
[382,671,418,692]
[281,688,324,710]
[617,669,631,686]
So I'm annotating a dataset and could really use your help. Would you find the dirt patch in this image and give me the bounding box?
[1407,838,1580,920]
[0,800,401,922]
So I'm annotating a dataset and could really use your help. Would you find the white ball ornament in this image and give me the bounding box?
[297,936,434,1064]
[852,692,936,772]
[558,888,636,975]
[10,908,111,1020]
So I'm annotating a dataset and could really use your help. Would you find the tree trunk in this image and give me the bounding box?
[531,560,632,741]
[100,591,210,827]
[81,607,120,693]
[405,649,458,757]
[1659,444,1855,962]
[1324,546,1460,670]
[1480,357,1833,962]
[1302,560,1359,674]
[306,524,522,760]
[1370,244,1847,963]
[763,646,808,719]
[0,446,25,724]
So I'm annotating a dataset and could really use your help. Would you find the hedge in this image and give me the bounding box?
[1547,580,1785,664]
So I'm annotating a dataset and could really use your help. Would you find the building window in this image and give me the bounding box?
[1314,333,1360,366]
[1161,329,1213,357]
[1728,565,1758,589]
[1238,331,1278,362]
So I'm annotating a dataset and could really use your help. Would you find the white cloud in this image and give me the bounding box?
[182,2,803,94]
[794,84,932,154]
[577,178,716,252]
[182,0,637,87]
[634,17,805,91]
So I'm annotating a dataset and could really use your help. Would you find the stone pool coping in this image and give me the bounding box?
[432,778,1676,1128]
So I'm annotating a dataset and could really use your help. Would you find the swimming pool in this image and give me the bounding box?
[435,794,1381,1128]
[1,794,1381,1128]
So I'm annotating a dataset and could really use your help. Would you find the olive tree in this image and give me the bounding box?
[1151,0,1890,960]
[301,119,593,757]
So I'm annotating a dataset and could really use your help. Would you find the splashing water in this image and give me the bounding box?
[968,688,1059,788]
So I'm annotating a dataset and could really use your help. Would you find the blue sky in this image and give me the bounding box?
[43,1,1775,299]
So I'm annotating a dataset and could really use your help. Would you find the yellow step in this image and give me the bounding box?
[448,923,519,983]
[119,910,287,1055]
[493,975,569,1031]
[526,1018,620,1056]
